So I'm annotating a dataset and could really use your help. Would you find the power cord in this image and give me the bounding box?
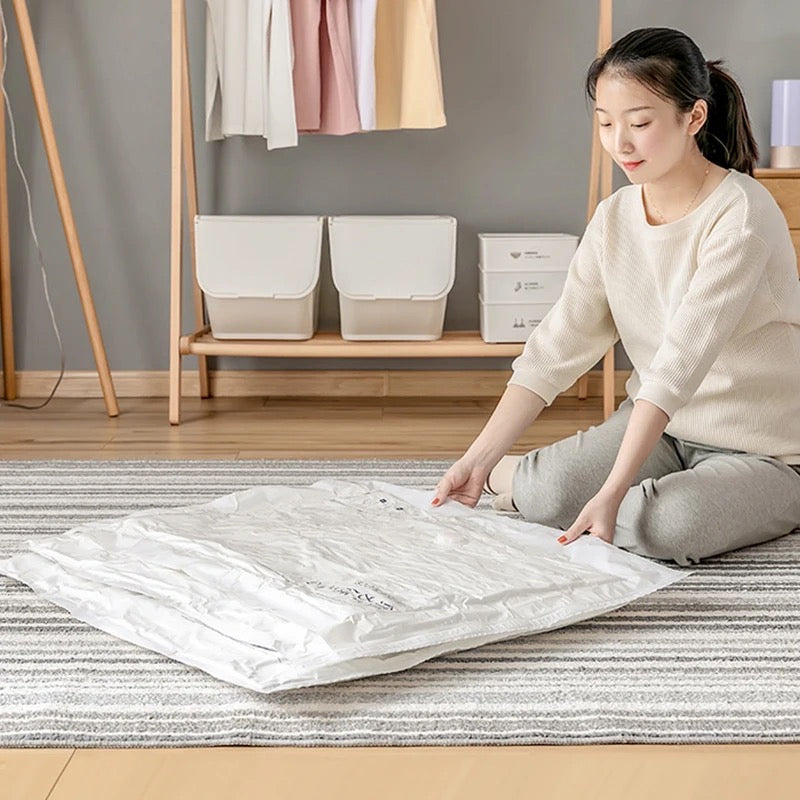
[0,0,65,410]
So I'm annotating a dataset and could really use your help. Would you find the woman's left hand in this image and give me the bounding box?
[557,490,622,546]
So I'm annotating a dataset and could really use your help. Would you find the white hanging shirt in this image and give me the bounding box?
[0,481,687,694]
[348,0,378,131]
[205,0,298,149]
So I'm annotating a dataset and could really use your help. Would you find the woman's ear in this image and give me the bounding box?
[687,98,708,135]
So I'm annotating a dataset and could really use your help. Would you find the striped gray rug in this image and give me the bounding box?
[1,459,798,748]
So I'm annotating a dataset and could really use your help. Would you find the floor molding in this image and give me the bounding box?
[1,369,632,399]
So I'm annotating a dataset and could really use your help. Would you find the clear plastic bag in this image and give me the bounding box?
[0,480,690,693]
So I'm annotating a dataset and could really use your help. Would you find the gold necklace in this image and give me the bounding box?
[646,163,711,224]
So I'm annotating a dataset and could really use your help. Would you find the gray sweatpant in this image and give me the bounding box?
[512,398,800,566]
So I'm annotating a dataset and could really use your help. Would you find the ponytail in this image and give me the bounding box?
[701,61,759,175]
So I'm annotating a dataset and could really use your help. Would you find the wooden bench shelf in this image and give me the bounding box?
[180,327,525,359]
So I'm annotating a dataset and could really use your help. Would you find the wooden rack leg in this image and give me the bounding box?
[598,0,614,420]
[577,0,615,418]
[603,347,615,418]
[576,109,602,405]
[0,17,16,401]
[169,0,184,424]
[13,0,118,416]
[182,6,209,399]
[599,141,614,419]
[586,117,602,223]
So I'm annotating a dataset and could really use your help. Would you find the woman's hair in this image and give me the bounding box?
[585,27,758,176]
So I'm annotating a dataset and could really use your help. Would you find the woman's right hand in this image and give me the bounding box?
[431,457,489,509]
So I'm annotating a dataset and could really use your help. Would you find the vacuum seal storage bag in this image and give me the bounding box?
[0,480,690,694]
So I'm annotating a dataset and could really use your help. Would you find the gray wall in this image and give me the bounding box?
[2,0,798,374]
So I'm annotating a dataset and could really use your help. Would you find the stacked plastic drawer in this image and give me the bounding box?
[478,233,579,343]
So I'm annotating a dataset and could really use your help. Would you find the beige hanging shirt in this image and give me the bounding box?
[374,0,446,130]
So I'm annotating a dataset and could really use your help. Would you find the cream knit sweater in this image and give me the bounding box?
[508,170,800,464]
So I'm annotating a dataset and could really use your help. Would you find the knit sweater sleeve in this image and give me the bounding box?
[633,225,770,419]
[507,200,619,405]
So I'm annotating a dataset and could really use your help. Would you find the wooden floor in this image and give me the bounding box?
[0,394,608,459]
[2,394,798,800]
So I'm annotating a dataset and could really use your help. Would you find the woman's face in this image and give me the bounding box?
[594,72,705,183]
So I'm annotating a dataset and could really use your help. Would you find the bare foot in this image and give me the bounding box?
[485,455,523,495]
[491,492,517,512]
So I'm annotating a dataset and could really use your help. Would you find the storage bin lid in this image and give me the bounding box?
[195,215,324,299]
[328,216,457,300]
[477,233,578,240]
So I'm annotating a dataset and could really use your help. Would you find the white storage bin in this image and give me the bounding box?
[328,215,457,340]
[195,215,324,340]
[479,265,568,304]
[479,295,555,343]
[479,233,578,271]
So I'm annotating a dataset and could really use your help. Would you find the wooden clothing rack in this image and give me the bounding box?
[0,0,118,415]
[168,0,616,425]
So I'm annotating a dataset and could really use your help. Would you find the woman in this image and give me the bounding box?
[432,27,800,566]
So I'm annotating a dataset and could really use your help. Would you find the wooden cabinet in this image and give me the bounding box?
[754,168,800,275]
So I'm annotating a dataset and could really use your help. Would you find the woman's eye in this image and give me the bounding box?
[632,123,650,128]
[599,123,612,127]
